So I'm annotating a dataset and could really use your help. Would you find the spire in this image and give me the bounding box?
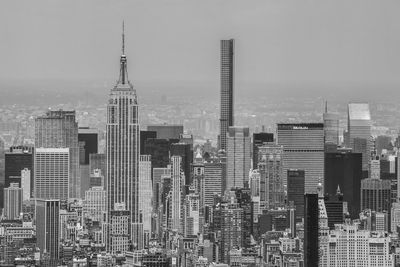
[336,184,341,195]
[118,21,129,85]
[325,100,328,113]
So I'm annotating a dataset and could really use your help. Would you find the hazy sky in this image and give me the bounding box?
[1,0,400,88]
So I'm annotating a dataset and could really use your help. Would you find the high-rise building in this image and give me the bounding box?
[220,203,242,263]
[326,222,393,266]
[147,125,183,140]
[287,169,305,222]
[347,103,372,174]
[89,169,104,188]
[391,202,400,233]
[203,161,222,208]
[21,168,31,201]
[138,155,152,234]
[108,203,131,254]
[4,146,33,196]
[323,102,339,146]
[184,192,200,236]
[35,110,79,198]
[171,156,184,233]
[3,183,22,219]
[153,167,171,212]
[89,153,106,175]
[361,178,391,213]
[304,193,319,267]
[140,130,157,155]
[78,127,98,165]
[144,138,178,169]
[34,148,69,201]
[257,143,284,209]
[83,186,106,222]
[252,132,274,168]
[277,123,324,193]
[106,25,140,224]
[324,192,344,230]
[226,126,251,190]
[36,199,60,261]
[171,143,193,186]
[325,151,362,219]
[219,39,234,151]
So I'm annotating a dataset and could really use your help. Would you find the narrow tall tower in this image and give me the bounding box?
[106,23,140,227]
[219,39,234,151]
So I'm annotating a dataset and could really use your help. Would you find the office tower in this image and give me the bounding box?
[35,110,79,198]
[171,143,193,186]
[219,39,234,151]
[106,26,140,225]
[234,188,253,248]
[144,138,178,168]
[249,169,260,197]
[34,148,69,201]
[218,150,227,194]
[257,143,284,209]
[140,130,157,155]
[361,178,391,213]
[184,192,200,236]
[171,156,184,232]
[108,203,131,254]
[252,132,274,168]
[376,135,392,156]
[324,192,344,229]
[89,169,104,188]
[347,103,372,173]
[36,199,60,261]
[326,223,393,266]
[370,159,380,179]
[288,202,296,237]
[78,127,98,165]
[5,146,33,196]
[138,155,152,234]
[318,185,329,267]
[89,153,106,175]
[21,168,31,201]
[391,202,400,233]
[226,126,251,190]
[147,124,183,140]
[153,167,171,212]
[277,123,324,193]
[83,186,106,222]
[3,183,22,219]
[287,169,305,222]
[203,161,222,207]
[325,150,362,219]
[193,161,204,207]
[131,222,144,250]
[323,102,339,146]
[304,193,319,267]
[220,203,242,263]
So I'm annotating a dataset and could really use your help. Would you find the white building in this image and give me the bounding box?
[171,156,184,233]
[138,155,152,234]
[327,222,393,266]
[3,183,23,220]
[391,202,400,233]
[83,186,106,222]
[21,168,31,201]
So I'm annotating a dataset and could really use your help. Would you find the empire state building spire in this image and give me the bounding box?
[118,21,129,85]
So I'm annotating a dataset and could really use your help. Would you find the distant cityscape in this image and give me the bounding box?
[1,26,400,267]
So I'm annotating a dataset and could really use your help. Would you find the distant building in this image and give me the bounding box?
[323,102,339,146]
[138,155,152,235]
[147,124,183,140]
[220,203,242,263]
[347,103,372,174]
[219,39,234,152]
[171,143,193,186]
[83,186,106,222]
[34,148,69,201]
[277,123,324,193]
[203,161,223,207]
[36,199,60,261]
[361,178,391,213]
[3,183,22,220]
[226,126,251,190]
[78,127,98,165]
[21,168,31,201]
[171,156,184,233]
[5,146,33,197]
[140,130,157,155]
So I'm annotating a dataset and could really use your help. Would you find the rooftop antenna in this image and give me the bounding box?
[122,20,125,55]
[325,100,328,113]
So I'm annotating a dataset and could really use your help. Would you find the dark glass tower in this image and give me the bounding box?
[304,193,319,267]
[252,132,274,168]
[287,169,305,222]
[219,39,234,151]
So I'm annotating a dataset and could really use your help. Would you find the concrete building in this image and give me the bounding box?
[3,183,23,220]
[83,186,106,222]
[138,155,152,234]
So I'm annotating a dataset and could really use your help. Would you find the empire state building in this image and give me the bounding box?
[106,25,140,226]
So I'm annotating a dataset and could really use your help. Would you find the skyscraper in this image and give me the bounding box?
[219,39,234,151]
[78,127,98,165]
[147,124,183,140]
[35,110,79,198]
[138,155,152,235]
[277,123,324,193]
[323,102,339,146]
[3,183,22,220]
[36,199,60,261]
[106,24,140,224]
[361,178,391,213]
[171,155,184,233]
[5,146,33,197]
[287,169,305,222]
[304,193,319,267]
[83,186,106,222]
[347,103,372,174]
[226,126,251,190]
[324,150,362,219]
[252,132,274,168]
[34,148,69,201]
[203,160,222,207]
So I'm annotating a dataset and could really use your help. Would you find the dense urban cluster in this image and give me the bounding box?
[0,34,400,267]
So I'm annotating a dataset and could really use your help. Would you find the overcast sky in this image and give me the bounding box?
[1,0,400,88]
